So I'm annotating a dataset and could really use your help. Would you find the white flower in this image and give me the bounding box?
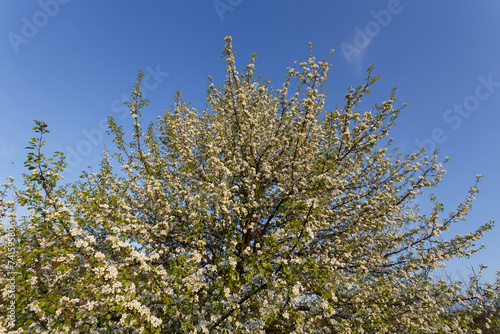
[107,265,118,279]
[150,316,162,327]
[192,251,202,263]
[69,227,83,237]
[75,239,88,248]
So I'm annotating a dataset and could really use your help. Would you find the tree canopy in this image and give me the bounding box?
[1,36,499,333]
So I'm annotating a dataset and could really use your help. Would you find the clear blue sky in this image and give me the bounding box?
[1,1,499,282]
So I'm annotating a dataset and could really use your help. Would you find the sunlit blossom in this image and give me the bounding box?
[0,37,497,333]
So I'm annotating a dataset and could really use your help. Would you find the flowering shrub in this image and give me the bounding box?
[1,36,499,333]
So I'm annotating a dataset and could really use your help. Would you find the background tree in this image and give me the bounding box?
[1,36,499,333]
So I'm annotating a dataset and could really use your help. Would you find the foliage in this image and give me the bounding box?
[1,36,499,333]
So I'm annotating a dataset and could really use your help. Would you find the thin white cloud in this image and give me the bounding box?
[0,141,16,160]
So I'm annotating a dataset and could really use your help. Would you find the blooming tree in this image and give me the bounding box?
[1,36,499,333]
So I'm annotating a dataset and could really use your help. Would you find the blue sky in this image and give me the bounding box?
[1,0,499,283]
